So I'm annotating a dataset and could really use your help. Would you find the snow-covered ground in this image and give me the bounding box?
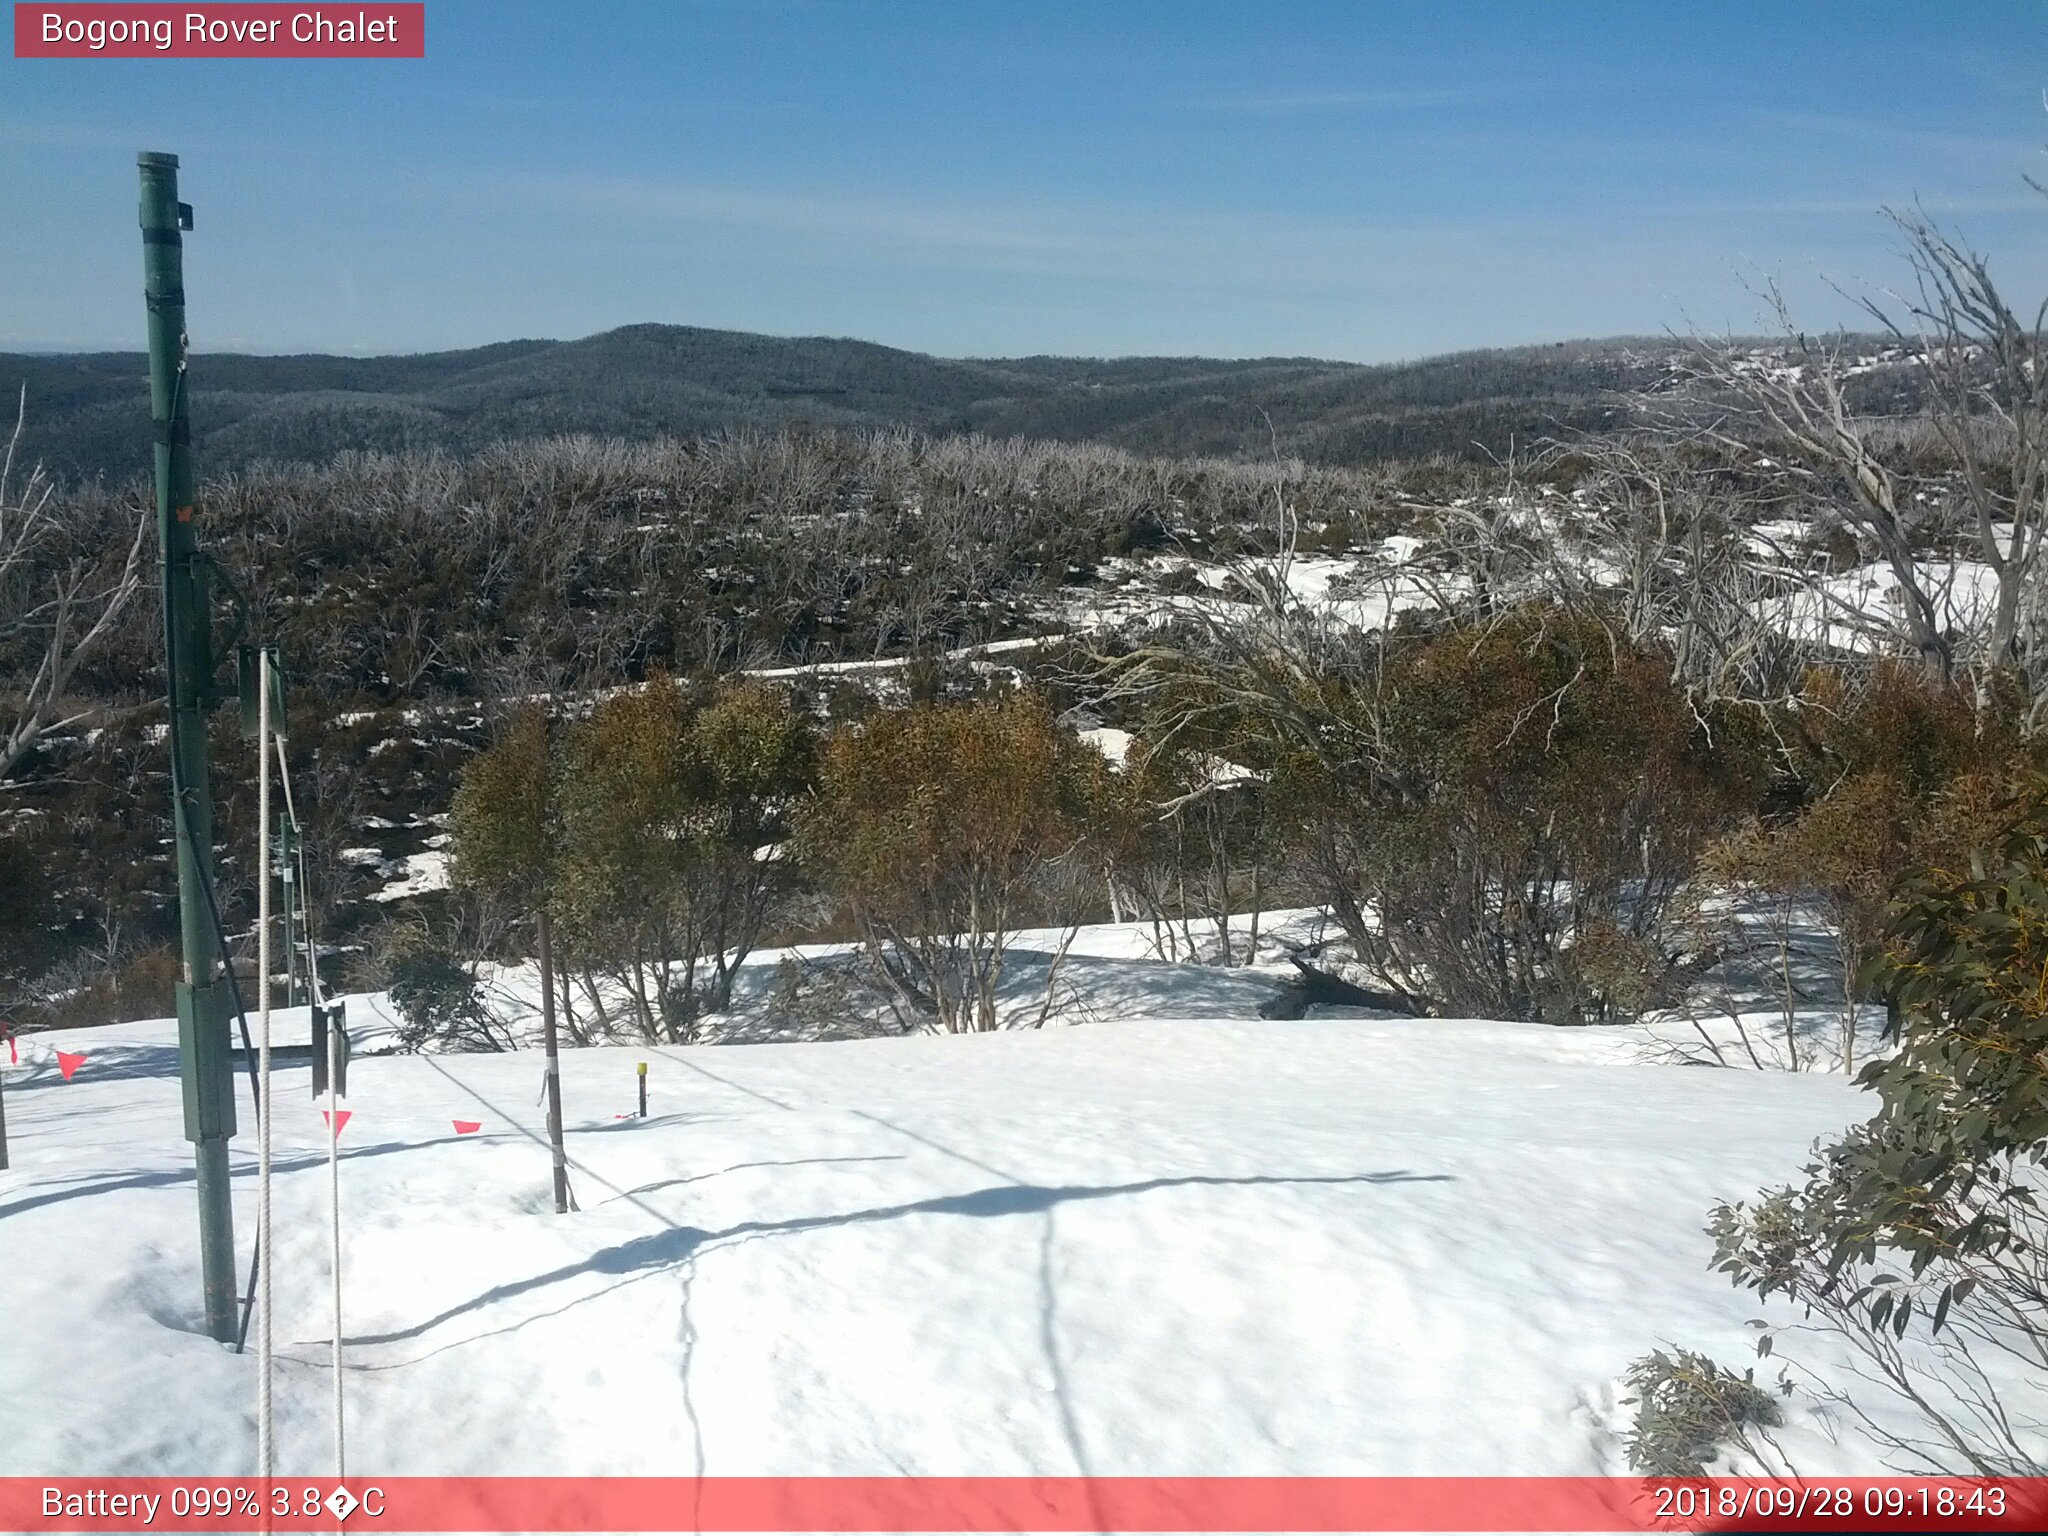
[0,916,1944,1483]
[1757,558,2003,655]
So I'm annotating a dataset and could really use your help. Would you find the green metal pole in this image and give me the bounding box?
[141,151,239,1345]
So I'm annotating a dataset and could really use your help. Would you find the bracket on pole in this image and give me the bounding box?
[311,1002,350,1100]
[239,645,286,739]
[177,978,236,1142]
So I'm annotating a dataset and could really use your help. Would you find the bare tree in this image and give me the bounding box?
[0,390,149,783]
[1867,209,2048,713]
[1682,301,1959,683]
[1679,205,2047,717]
[1533,437,1811,709]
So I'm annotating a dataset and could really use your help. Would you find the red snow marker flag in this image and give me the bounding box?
[321,1108,352,1136]
[55,1050,85,1080]
[453,1119,481,1135]
[6,1033,16,1064]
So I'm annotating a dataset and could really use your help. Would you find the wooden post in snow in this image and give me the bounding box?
[538,909,570,1214]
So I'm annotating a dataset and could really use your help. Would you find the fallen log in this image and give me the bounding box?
[1260,954,1420,1018]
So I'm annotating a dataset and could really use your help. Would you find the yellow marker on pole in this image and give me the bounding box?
[636,1061,648,1120]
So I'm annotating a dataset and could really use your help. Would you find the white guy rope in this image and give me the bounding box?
[274,732,345,1478]
[255,650,274,1480]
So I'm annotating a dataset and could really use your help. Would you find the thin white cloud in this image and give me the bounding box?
[538,171,1534,298]
[1214,87,1492,114]
[1742,107,2040,162]
[1657,193,2046,217]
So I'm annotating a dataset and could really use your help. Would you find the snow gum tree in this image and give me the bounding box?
[1704,663,2046,1070]
[1082,707,1280,967]
[1273,607,1770,1022]
[451,704,557,912]
[673,679,817,1013]
[448,702,594,1042]
[453,679,813,1043]
[800,691,1092,1032]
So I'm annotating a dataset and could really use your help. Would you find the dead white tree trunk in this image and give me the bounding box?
[0,389,150,784]
[1682,202,2048,719]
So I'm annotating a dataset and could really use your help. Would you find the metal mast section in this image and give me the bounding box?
[140,151,240,1344]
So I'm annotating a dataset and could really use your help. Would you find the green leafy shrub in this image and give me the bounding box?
[1622,1348,1786,1476]
[1704,664,2046,1069]
[387,942,509,1053]
[451,680,814,1044]
[799,691,1092,1031]
[1278,606,1769,1021]
[1706,777,2048,1474]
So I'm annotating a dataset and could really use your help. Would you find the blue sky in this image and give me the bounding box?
[4,1,2046,360]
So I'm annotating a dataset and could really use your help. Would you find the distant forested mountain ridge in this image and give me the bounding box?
[5,324,1685,481]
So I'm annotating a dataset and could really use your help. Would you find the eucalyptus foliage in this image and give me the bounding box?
[1706,778,2048,1473]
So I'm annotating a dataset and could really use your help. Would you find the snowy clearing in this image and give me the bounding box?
[0,949,1916,1481]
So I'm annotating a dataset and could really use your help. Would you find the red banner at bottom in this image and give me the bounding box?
[7,1476,2048,1533]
